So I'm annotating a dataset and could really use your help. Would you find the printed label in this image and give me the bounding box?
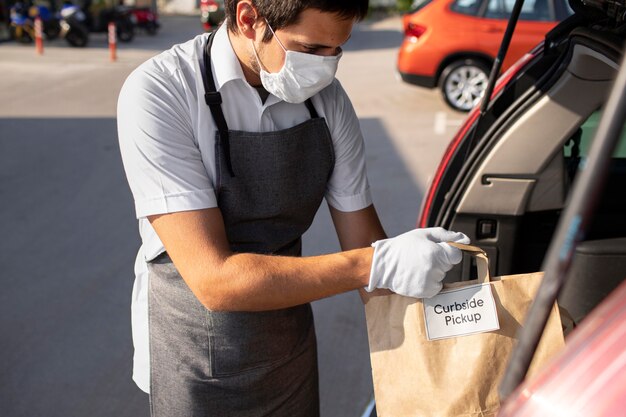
[423,283,499,340]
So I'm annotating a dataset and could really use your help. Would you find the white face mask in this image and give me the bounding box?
[252,22,342,104]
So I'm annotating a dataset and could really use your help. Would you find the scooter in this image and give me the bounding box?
[9,2,34,43]
[58,2,89,47]
[27,3,61,40]
[79,0,134,42]
[9,2,64,43]
[128,6,159,35]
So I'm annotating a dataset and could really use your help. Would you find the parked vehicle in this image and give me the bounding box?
[200,0,224,32]
[419,8,626,289]
[397,0,573,111]
[58,1,89,47]
[365,0,626,415]
[129,6,159,35]
[419,0,626,404]
[77,0,134,42]
[9,1,35,43]
[27,3,61,40]
[498,277,626,416]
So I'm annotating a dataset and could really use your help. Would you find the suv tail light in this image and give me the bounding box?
[405,23,427,38]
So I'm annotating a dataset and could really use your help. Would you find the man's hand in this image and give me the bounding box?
[366,227,470,298]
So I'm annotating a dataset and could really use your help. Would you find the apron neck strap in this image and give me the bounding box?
[304,98,319,118]
[202,30,322,178]
[203,31,235,177]
[202,30,320,120]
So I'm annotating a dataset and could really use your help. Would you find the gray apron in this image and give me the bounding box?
[147,32,335,417]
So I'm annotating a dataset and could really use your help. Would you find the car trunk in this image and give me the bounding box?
[423,17,626,322]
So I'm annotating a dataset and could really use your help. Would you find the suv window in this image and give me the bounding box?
[554,0,575,20]
[564,111,626,159]
[409,0,433,13]
[451,0,483,16]
[485,0,553,21]
[563,109,626,241]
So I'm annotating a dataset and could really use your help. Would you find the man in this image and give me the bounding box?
[117,0,469,415]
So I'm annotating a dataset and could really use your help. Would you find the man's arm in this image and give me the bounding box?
[148,208,374,312]
[328,204,389,302]
[328,204,386,251]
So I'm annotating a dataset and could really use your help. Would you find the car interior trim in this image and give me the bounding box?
[456,43,617,215]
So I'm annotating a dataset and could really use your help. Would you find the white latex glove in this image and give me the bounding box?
[366,227,470,298]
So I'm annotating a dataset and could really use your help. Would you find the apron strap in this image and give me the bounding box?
[304,98,319,119]
[203,31,235,177]
[202,30,321,177]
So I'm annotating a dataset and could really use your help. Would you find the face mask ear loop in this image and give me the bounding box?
[264,19,287,53]
[251,19,285,74]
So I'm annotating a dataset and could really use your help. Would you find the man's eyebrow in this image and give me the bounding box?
[301,34,352,49]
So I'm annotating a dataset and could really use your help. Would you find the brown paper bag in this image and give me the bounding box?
[364,243,565,417]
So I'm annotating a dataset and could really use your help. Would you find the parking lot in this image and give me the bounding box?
[0,14,466,417]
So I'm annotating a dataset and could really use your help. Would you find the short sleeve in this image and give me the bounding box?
[321,81,372,212]
[117,63,217,219]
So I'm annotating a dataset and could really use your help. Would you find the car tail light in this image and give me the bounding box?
[417,51,538,228]
[405,23,427,38]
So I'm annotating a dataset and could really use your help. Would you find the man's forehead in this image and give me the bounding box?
[279,9,354,46]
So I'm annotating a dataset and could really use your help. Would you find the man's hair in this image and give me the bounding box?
[225,0,369,41]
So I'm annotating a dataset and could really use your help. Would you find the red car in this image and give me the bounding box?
[397,0,572,111]
[415,0,626,413]
[498,278,626,416]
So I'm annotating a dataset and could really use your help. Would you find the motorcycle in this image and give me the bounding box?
[27,3,61,40]
[80,0,134,42]
[10,2,64,43]
[9,2,34,43]
[58,2,89,47]
[128,7,159,35]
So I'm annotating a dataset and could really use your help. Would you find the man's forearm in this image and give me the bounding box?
[185,247,374,311]
[149,207,380,312]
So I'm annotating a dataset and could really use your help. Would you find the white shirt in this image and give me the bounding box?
[117,24,372,393]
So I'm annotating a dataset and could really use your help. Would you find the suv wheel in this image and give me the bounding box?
[440,59,490,112]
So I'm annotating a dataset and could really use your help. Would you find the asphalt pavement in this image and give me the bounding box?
[0,14,465,417]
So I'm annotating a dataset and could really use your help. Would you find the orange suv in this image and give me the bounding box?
[397,0,572,111]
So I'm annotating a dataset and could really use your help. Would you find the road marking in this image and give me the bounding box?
[434,111,464,135]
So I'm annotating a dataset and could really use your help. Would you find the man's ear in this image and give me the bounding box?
[235,0,262,40]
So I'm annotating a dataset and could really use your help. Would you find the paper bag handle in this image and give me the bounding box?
[447,242,491,284]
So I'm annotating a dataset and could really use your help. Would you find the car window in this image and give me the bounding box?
[410,0,434,12]
[564,111,626,159]
[451,0,483,16]
[485,0,553,21]
[554,0,575,20]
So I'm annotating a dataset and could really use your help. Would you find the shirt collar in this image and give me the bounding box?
[210,23,247,92]
[207,23,282,107]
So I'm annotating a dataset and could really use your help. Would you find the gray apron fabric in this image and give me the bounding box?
[147,31,335,417]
